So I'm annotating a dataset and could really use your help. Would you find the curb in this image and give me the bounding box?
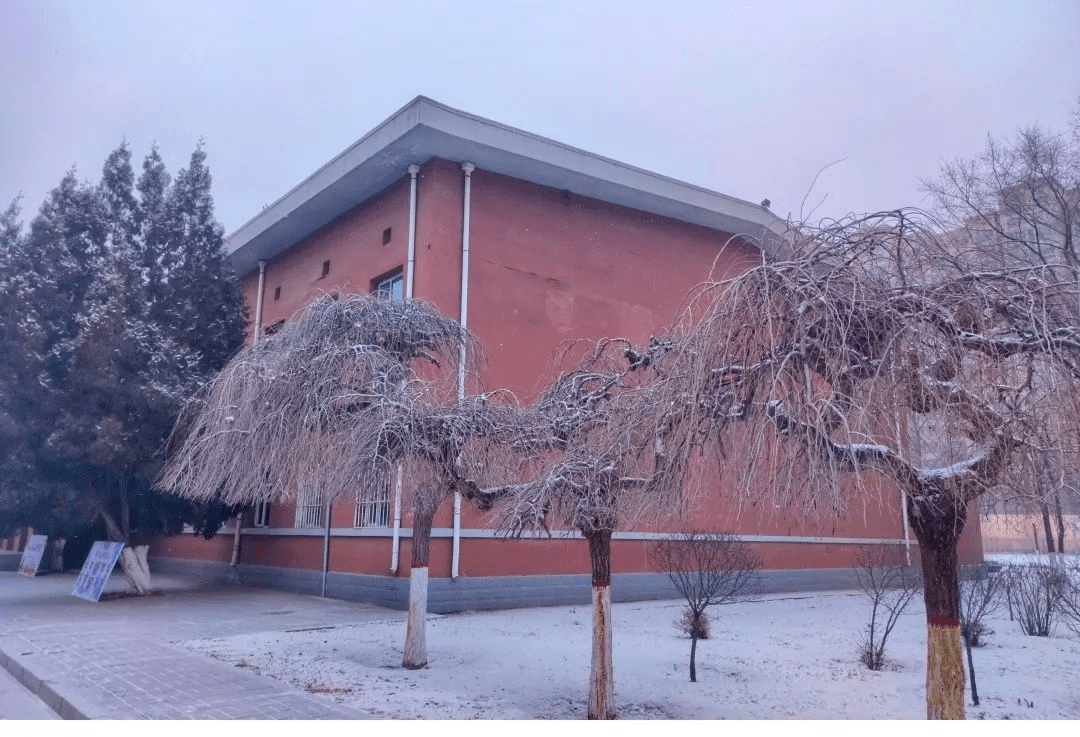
[0,639,114,719]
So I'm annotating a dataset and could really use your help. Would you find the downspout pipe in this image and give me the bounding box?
[452,163,475,580]
[391,165,421,574]
[895,420,912,566]
[320,499,333,597]
[230,259,267,574]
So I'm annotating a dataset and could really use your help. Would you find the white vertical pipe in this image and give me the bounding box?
[230,260,267,572]
[320,499,332,597]
[453,163,475,579]
[895,419,912,565]
[392,166,420,574]
[405,164,420,300]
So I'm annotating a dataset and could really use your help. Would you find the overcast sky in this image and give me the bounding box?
[2,0,1078,236]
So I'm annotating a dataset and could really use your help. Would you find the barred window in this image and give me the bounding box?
[294,494,323,528]
[253,502,270,527]
[355,477,391,528]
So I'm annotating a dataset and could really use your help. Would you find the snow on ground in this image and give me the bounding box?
[182,579,1080,720]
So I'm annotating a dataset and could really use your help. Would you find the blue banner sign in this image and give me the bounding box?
[17,534,48,577]
[71,541,126,602]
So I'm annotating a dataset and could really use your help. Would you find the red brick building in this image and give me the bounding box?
[152,97,982,610]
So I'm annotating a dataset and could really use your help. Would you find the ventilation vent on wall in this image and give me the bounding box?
[382,227,392,245]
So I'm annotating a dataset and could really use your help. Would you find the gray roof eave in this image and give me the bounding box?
[227,96,784,277]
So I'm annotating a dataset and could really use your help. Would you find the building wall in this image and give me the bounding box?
[153,158,984,603]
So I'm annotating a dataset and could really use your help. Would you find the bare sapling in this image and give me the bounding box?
[854,547,921,670]
[651,532,761,682]
[958,563,1003,706]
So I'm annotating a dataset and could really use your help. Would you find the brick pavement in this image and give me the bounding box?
[0,571,406,719]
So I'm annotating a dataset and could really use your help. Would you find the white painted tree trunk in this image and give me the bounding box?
[588,583,615,719]
[49,538,66,572]
[402,565,428,669]
[118,545,153,596]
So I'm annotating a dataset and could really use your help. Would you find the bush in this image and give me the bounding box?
[1053,558,1080,637]
[676,607,710,640]
[1005,563,1068,637]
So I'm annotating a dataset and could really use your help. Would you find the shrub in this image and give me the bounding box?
[1005,563,1068,637]
[854,547,920,671]
[676,606,710,640]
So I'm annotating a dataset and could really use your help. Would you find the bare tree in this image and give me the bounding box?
[924,106,1080,543]
[465,339,684,719]
[922,108,1080,271]
[957,563,1003,706]
[158,293,490,669]
[650,532,761,682]
[652,210,1080,718]
[854,546,921,671]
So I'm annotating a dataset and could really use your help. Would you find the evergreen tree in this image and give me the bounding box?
[0,143,245,586]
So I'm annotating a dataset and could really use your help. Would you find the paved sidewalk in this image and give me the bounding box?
[0,571,406,719]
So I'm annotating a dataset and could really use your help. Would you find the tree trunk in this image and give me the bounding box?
[689,634,698,683]
[120,474,131,541]
[964,637,979,707]
[1041,504,1056,554]
[402,499,436,669]
[908,497,966,720]
[584,528,615,720]
[98,501,153,596]
[1053,493,1066,554]
[119,545,153,595]
[49,538,66,572]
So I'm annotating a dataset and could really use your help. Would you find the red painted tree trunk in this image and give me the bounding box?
[583,528,615,720]
[908,496,966,720]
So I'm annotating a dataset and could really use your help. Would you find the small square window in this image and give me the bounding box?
[273,286,281,301]
[382,227,392,246]
[321,260,331,278]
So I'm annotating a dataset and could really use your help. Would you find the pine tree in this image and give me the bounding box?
[0,143,245,586]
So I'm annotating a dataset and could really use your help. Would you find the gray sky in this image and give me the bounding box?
[2,0,1078,235]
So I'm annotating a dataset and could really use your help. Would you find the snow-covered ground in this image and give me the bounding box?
[183,559,1080,720]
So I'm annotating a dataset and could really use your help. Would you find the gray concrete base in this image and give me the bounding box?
[152,557,861,613]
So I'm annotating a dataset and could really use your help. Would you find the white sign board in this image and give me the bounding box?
[71,541,126,602]
[17,534,48,577]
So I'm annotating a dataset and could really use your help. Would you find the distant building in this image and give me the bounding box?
[150,97,982,610]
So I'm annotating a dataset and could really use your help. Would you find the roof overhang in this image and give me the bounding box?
[226,96,785,276]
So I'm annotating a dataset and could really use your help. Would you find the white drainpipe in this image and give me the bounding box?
[230,260,267,571]
[391,165,421,574]
[320,498,332,597]
[895,420,912,565]
[404,164,420,302]
[901,492,912,566]
[453,163,475,579]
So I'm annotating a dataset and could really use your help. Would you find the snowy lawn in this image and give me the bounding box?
[182,581,1080,719]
